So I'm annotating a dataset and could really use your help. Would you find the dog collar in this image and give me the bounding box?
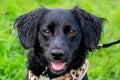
[28,59,88,80]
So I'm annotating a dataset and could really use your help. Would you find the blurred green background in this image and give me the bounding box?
[0,0,120,80]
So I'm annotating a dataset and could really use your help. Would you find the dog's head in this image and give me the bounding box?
[15,7,104,75]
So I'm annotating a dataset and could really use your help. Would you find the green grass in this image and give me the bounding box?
[0,0,120,80]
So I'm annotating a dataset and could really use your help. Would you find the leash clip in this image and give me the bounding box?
[97,44,103,49]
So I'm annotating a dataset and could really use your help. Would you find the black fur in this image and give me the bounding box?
[15,7,104,80]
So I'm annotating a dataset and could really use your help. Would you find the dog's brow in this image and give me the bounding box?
[48,21,56,28]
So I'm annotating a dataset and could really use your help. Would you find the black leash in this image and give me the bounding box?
[97,40,120,49]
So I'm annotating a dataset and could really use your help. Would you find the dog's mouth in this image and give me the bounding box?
[50,62,66,71]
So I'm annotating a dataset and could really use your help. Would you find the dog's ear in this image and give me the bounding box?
[15,8,49,49]
[72,7,104,51]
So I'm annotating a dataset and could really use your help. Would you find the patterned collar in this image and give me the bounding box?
[28,59,88,80]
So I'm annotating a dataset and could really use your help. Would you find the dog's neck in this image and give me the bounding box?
[28,59,88,80]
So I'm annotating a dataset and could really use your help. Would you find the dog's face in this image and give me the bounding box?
[38,9,81,74]
[15,7,104,75]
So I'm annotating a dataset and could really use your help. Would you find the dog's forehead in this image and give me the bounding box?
[44,9,76,23]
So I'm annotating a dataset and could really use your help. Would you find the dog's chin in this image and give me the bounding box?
[48,62,68,75]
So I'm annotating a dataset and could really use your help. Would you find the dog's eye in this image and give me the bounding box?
[68,29,77,36]
[42,29,52,36]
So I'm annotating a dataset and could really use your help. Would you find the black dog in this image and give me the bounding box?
[15,7,104,80]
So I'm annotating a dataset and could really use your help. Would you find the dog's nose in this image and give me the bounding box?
[51,49,64,60]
